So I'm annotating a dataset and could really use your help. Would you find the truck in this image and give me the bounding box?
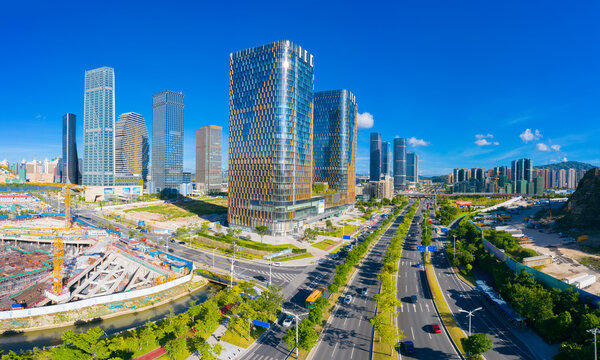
[574,275,596,289]
[578,235,589,242]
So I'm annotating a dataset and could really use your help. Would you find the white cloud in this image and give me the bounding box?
[357,112,374,129]
[475,134,494,139]
[520,128,542,143]
[562,156,568,162]
[551,144,561,151]
[536,143,550,151]
[407,137,430,147]
[474,136,499,146]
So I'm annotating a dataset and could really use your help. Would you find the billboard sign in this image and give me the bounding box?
[123,187,131,194]
[317,200,325,214]
[343,235,351,240]
[132,187,141,194]
[417,246,426,251]
[428,246,438,252]
[104,188,115,195]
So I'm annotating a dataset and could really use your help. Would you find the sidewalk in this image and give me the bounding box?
[186,318,245,360]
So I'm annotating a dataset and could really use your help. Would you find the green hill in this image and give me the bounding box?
[534,161,595,171]
[558,168,600,230]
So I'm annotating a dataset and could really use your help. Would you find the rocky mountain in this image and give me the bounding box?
[535,161,596,172]
[558,168,600,230]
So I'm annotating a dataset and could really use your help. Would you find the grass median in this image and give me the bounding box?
[424,263,467,356]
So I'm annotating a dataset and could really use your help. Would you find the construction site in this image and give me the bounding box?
[0,179,194,319]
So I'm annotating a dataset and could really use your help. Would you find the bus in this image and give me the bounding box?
[306,286,325,309]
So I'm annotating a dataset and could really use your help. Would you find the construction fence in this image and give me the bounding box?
[0,272,192,320]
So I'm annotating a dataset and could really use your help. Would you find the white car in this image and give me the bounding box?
[283,315,294,327]
[272,262,282,267]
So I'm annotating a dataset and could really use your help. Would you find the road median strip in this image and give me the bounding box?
[424,260,467,358]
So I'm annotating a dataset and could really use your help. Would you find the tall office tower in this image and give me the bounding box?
[567,168,577,188]
[196,125,223,191]
[558,169,567,188]
[406,152,419,183]
[370,133,382,181]
[228,40,314,235]
[511,158,533,182]
[453,168,470,183]
[83,66,115,186]
[471,167,487,192]
[62,113,79,184]
[381,141,392,177]
[534,176,544,196]
[115,112,149,181]
[152,91,185,193]
[313,90,358,204]
[393,137,406,190]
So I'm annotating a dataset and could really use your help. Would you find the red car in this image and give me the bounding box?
[432,323,441,334]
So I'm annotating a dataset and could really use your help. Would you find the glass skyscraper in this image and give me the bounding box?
[381,141,391,177]
[83,66,115,186]
[196,125,222,191]
[62,113,79,184]
[406,152,418,183]
[393,137,406,190]
[152,91,185,193]
[229,40,314,235]
[115,112,149,182]
[370,132,382,181]
[313,89,357,204]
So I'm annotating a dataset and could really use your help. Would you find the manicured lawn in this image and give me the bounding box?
[320,224,357,238]
[271,253,314,262]
[125,199,227,219]
[220,321,266,348]
[312,239,338,250]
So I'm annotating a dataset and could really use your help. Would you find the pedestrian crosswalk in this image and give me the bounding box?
[237,268,298,282]
[244,354,281,360]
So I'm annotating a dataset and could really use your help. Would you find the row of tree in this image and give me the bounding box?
[421,209,432,247]
[371,200,419,355]
[0,282,284,360]
[449,220,600,359]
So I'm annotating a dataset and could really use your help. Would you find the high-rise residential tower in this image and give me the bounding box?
[62,113,79,184]
[115,112,149,182]
[406,152,419,183]
[567,168,577,188]
[370,133,382,181]
[152,91,185,193]
[381,141,392,177]
[313,89,357,205]
[393,137,406,190]
[228,40,314,235]
[196,125,222,191]
[83,66,115,186]
[511,158,533,183]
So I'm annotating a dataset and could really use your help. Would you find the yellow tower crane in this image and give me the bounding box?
[0,181,85,295]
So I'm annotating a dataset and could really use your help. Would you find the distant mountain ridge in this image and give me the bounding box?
[534,161,595,171]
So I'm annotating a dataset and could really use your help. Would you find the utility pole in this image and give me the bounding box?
[460,307,482,336]
[269,258,272,288]
[230,244,236,289]
[588,328,600,360]
[282,309,308,360]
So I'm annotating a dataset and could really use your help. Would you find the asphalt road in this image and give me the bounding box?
[240,211,394,360]
[397,200,460,359]
[311,205,411,360]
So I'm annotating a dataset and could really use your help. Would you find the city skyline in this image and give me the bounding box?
[1,2,599,175]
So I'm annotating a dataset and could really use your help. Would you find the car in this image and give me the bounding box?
[432,323,441,333]
[170,239,175,243]
[410,295,418,303]
[272,262,282,267]
[402,341,415,354]
[168,248,174,253]
[415,262,422,268]
[360,287,368,295]
[282,315,294,327]
[179,241,186,244]
[254,275,266,282]
[343,295,352,304]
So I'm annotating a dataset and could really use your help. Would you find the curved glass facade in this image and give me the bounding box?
[313,89,357,205]
[228,40,314,235]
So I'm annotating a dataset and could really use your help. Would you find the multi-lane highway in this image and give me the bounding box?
[312,207,408,360]
[397,199,460,359]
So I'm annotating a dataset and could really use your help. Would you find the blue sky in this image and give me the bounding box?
[1,0,599,176]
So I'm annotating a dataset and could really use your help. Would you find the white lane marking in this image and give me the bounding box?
[405,284,407,292]
[419,303,423,312]
[429,332,432,339]
[411,326,415,339]
[351,343,356,359]
[413,304,416,312]
[426,303,430,312]
[331,342,339,358]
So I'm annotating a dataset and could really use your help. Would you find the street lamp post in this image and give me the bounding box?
[459,307,482,336]
[282,309,309,360]
[269,258,272,288]
[588,328,600,360]
[452,235,457,260]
